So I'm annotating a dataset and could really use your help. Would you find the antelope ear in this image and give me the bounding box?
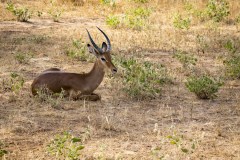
[87,44,100,57]
[102,42,107,52]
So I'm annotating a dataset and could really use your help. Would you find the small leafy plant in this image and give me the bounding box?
[185,75,223,99]
[66,38,93,61]
[15,52,33,64]
[133,0,148,3]
[6,3,32,22]
[173,13,191,30]
[0,149,7,158]
[224,54,240,79]
[236,14,240,24]
[205,0,230,22]
[1,73,25,94]
[100,0,116,7]
[48,0,64,22]
[166,133,197,154]
[0,141,8,158]
[196,35,209,53]
[47,131,84,160]
[106,7,151,30]
[113,56,170,99]
[36,87,65,109]
[10,73,25,93]
[224,39,238,54]
[106,15,121,28]
[37,11,43,17]
[129,7,151,18]
[173,50,197,68]
[124,7,151,30]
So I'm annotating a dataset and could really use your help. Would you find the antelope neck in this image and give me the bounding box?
[85,59,105,91]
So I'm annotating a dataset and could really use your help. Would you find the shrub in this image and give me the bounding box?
[224,39,238,54]
[63,0,85,6]
[1,73,25,94]
[100,0,116,6]
[113,56,170,99]
[66,38,93,61]
[133,0,148,3]
[10,73,25,93]
[0,149,7,158]
[15,52,33,64]
[6,3,32,22]
[124,7,151,30]
[36,87,65,109]
[196,35,209,53]
[166,133,197,154]
[48,0,64,22]
[106,7,151,30]
[47,131,84,160]
[130,7,151,18]
[37,11,43,17]
[236,14,240,24]
[124,15,145,30]
[0,141,7,158]
[106,15,121,28]
[185,75,223,99]
[173,50,197,68]
[224,54,240,79]
[173,13,191,30]
[205,0,230,22]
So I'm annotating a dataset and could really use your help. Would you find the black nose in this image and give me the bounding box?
[112,68,117,73]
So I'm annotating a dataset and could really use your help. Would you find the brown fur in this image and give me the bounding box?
[31,28,117,101]
[31,59,112,100]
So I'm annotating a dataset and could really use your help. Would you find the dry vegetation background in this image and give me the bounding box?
[0,0,240,159]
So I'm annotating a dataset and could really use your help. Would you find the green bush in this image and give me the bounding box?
[66,38,93,61]
[36,87,65,109]
[236,14,240,24]
[0,149,7,158]
[205,0,230,22]
[47,131,84,160]
[113,56,170,99]
[106,7,151,30]
[1,73,25,94]
[224,54,240,79]
[10,73,25,93]
[124,7,151,30]
[106,15,121,28]
[173,13,191,30]
[0,141,7,158]
[49,10,63,22]
[130,7,151,18]
[133,0,148,3]
[173,50,197,68]
[124,15,145,30]
[15,52,33,64]
[48,0,64,22]
[224,39,238,54]
[6,3,32,22]
[196,35,209,53]
[185,75,223,99]
[100,0,116,6]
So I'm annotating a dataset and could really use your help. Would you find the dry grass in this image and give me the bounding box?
[0,0,240,159]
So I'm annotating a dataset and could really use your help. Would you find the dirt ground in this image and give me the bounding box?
[0,2,240,160]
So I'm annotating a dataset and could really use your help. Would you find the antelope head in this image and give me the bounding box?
[86,27,117,74]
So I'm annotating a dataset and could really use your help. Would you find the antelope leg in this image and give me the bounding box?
[74,93,101,101]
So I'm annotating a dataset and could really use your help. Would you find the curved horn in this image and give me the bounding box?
[97,27,111,52]
[86,29,102,53]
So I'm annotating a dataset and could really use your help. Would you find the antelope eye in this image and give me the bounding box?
[101,57,106,62]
